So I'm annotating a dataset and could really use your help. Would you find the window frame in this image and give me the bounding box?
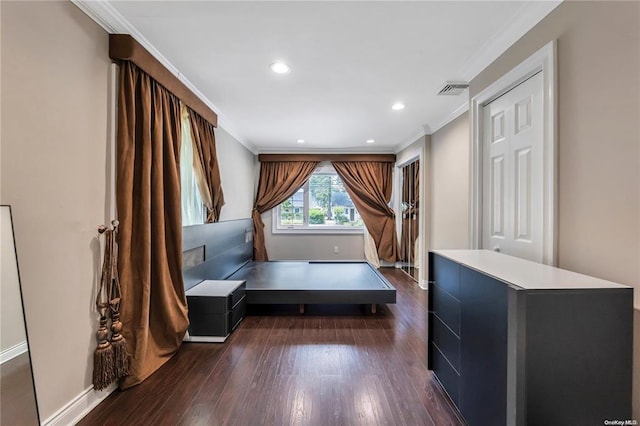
[272,167,364,235]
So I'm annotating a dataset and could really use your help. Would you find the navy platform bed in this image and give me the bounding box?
[182,218,396,313]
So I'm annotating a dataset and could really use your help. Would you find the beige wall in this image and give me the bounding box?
[216,127,256,221]
[1,1,258,421]
[1,0,111,419]
[263,210,365,260]
[429,112,470,250]
[1,207,27,353]
[470,0,639,417]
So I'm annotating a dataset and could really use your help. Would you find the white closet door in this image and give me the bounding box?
[482,71,543,263]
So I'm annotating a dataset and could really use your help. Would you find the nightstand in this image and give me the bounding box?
[184,280,246,342]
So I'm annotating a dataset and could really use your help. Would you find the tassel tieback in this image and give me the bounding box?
[93,316,115,390]
[109,311,129,378]
[92,221,130,390]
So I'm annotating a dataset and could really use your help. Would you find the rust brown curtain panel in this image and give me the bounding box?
[252,161,319,261]
[332,161,400,262]
[116,62,189,389]
[400,161,419,262]
[187,109,225,222]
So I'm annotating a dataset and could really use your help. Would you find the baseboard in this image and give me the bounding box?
[43,383,117,426]
[419,279,429,290]
[184,331,228,343]
[0,341,28,364]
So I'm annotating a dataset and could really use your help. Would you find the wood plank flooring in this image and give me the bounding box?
[78,268,463,426]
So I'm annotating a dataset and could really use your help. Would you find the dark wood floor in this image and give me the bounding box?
[0,352,39,426]
[78,268,463,426]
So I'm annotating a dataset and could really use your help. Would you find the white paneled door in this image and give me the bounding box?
[482,71,543,262]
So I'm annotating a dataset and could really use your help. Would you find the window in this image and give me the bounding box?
[275,164,363,233]
[180,109,205,226]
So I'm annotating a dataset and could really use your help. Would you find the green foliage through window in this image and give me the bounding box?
[277,169,362,229]
[309,208,325,224]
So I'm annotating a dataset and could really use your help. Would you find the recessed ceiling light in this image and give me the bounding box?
[270,62,290,74]
[296,139,305,144]
[392,102,405,111]
[366,139,375,144]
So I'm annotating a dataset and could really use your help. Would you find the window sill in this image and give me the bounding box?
[272,227,364,235]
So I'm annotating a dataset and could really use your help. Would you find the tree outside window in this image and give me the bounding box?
[277,169,363,230]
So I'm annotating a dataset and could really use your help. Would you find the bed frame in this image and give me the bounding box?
[227,260,395,306]
[182,219,396,311]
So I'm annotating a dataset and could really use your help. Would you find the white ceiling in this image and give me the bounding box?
[75,1,561,153]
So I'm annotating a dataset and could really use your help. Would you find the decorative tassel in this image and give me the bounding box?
[106,220,130,380]
[93,316,115,390]
[109,311,129,379]
[93,220,130,390]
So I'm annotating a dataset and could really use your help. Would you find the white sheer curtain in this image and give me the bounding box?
[363,226,381,268]
[180,111,205,226]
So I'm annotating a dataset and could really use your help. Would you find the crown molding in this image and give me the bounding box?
[394,129,427,153]
[216,119,258,154]
[394,99,469,150]
[459,1,562,82]
[71,0,256,154]
[429,101,470,135]
[70,0,129,33]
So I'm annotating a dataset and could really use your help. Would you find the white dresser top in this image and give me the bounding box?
[185,280,245,297]
[432,250,631,290]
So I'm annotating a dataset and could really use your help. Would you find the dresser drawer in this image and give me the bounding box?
[432,284,461,334]
[229,295,246,332]
[228,282,246,310]
[433,254,460,298]
[187,295,229,315]
[432,343,460,406]
[432,314,460,372]
[188,312,229,337]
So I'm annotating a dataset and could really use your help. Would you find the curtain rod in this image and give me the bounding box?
[258,154,396,163]
[109,34,218,127]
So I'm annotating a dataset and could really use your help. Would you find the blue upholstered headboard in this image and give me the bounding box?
[182,218,253,291]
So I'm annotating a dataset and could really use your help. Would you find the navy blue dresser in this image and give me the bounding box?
[428,250,633,425]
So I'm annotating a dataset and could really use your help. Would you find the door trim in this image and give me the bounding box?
[470,40,557,265]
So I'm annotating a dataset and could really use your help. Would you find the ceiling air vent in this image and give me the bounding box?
[437,82,469,96]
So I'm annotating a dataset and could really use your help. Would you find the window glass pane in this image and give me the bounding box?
[180,114,205,226]
[279,187,304,225]
[308,174,362,227]
[277,169,362,229]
